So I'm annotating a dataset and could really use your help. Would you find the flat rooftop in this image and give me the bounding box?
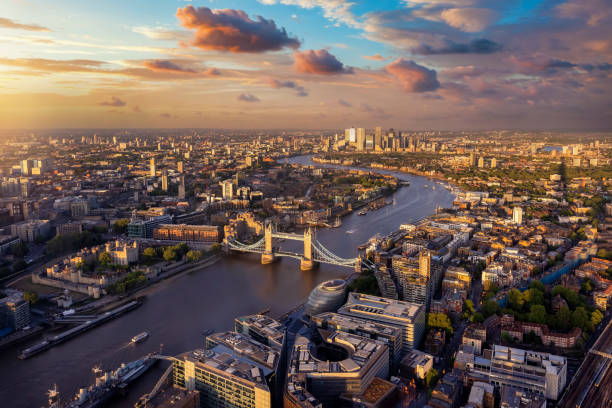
[339,292,424,322]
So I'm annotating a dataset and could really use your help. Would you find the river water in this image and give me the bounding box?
[0,155,455,408]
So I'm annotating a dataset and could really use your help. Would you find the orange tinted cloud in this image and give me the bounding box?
[385,59,440,92]
[143,59,220,76]
[293,49,353,75]
[0,17,50,32]
[363,53,385,61]
[176,5,300,52]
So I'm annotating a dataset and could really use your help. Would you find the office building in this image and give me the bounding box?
[399,349,434,381]
[178,175,186,199]
[220,179,234,200]
[10,219,52,242]
[285,332,389,408]
[173,342,275,408]
[463,345,567,400]
[178,161,184,173]
[311,312,403,368]
[162,170,169,192]
[478,156,485,168]
[338,293,426,354]
[153,224,222,243]
[150,158,156,177]
[128,214,172,238]
[0,290,31,330]
[234,314,285,351]
[513,206,523,225]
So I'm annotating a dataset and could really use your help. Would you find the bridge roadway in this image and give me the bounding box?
[559,318,612,407]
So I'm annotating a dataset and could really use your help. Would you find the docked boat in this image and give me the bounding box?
[48,354,157,408]
[131,332,149,344]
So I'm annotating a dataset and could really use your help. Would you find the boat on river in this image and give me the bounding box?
[130,332,149,344]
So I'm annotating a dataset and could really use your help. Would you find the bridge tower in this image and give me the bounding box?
[261,222,277,264]
[301,227,318,271]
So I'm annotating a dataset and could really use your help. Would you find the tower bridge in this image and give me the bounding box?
[225,223,362,271]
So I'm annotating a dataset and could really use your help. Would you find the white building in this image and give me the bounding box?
[513,206,523,225]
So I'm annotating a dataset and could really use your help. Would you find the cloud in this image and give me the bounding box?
[132,26,191,42]
[413,38,501,54]
[99,96,126,107]
[176,5,300,52]
[440,8,497,32]
[268,79,308,96]
[160,112,176,118]
[293,49,354,75]
[511,57,581,74]
[338,99,352,107]
[385,59,440,92]
[0,17,50,32]
[556,0,612,27]
[238,93,261,102]
[257,0,361,28]
[143,59,221,76]
[364,53,386,61]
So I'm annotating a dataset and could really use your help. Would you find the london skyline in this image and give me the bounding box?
[1,0,611,130]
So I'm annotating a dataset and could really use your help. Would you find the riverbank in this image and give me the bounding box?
[310,155,462,190]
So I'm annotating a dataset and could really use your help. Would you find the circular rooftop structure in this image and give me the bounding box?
[304,279,347,317]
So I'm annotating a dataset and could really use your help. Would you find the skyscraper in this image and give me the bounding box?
[178,175,186,199]
[513,206,523,225]
[149,158,156,177]
[161,170,168,192]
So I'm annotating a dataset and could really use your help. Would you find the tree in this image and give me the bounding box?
[425,368,439,388]
[186,250,202,262]
[508,289,525,312]
[143,247,156,259]
[528,305,548,324]
[581,280,593,293]
[112,218,130,234]
[464,299,475,314]
[591,309,604,327]
[482,300,499,317]
[163,247,177,262]
[523,288,544,307]
[572,307,590,332]
[427,313,453,335]
[528,280,545,292]
[471,312,484,323]
[98,252,112,266]
[23,291,38,304]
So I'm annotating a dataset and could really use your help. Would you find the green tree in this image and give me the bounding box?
[464,299,475,314]
[524,288,544,307]
[163,247,177,262]
[591,309,604,327]
[425,368,439,388]
[528,280,545,292]
[482,300,499,317]
[528,305,548,324]
[508,289,525,312]
[471,312,484,323]
[143,247,156,259]
[98,252,112,266]
[186,250,202,262]
[581,280,593,293]
[427,313,454,335]
[23,291,38,304]
[112,218,130,234]
[572,307,590,331]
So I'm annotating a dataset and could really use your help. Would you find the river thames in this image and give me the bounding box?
[0,155,455,408]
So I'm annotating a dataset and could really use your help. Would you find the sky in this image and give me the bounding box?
[0,0,611,130]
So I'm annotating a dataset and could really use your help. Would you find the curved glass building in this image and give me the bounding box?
[304,279,347,317]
